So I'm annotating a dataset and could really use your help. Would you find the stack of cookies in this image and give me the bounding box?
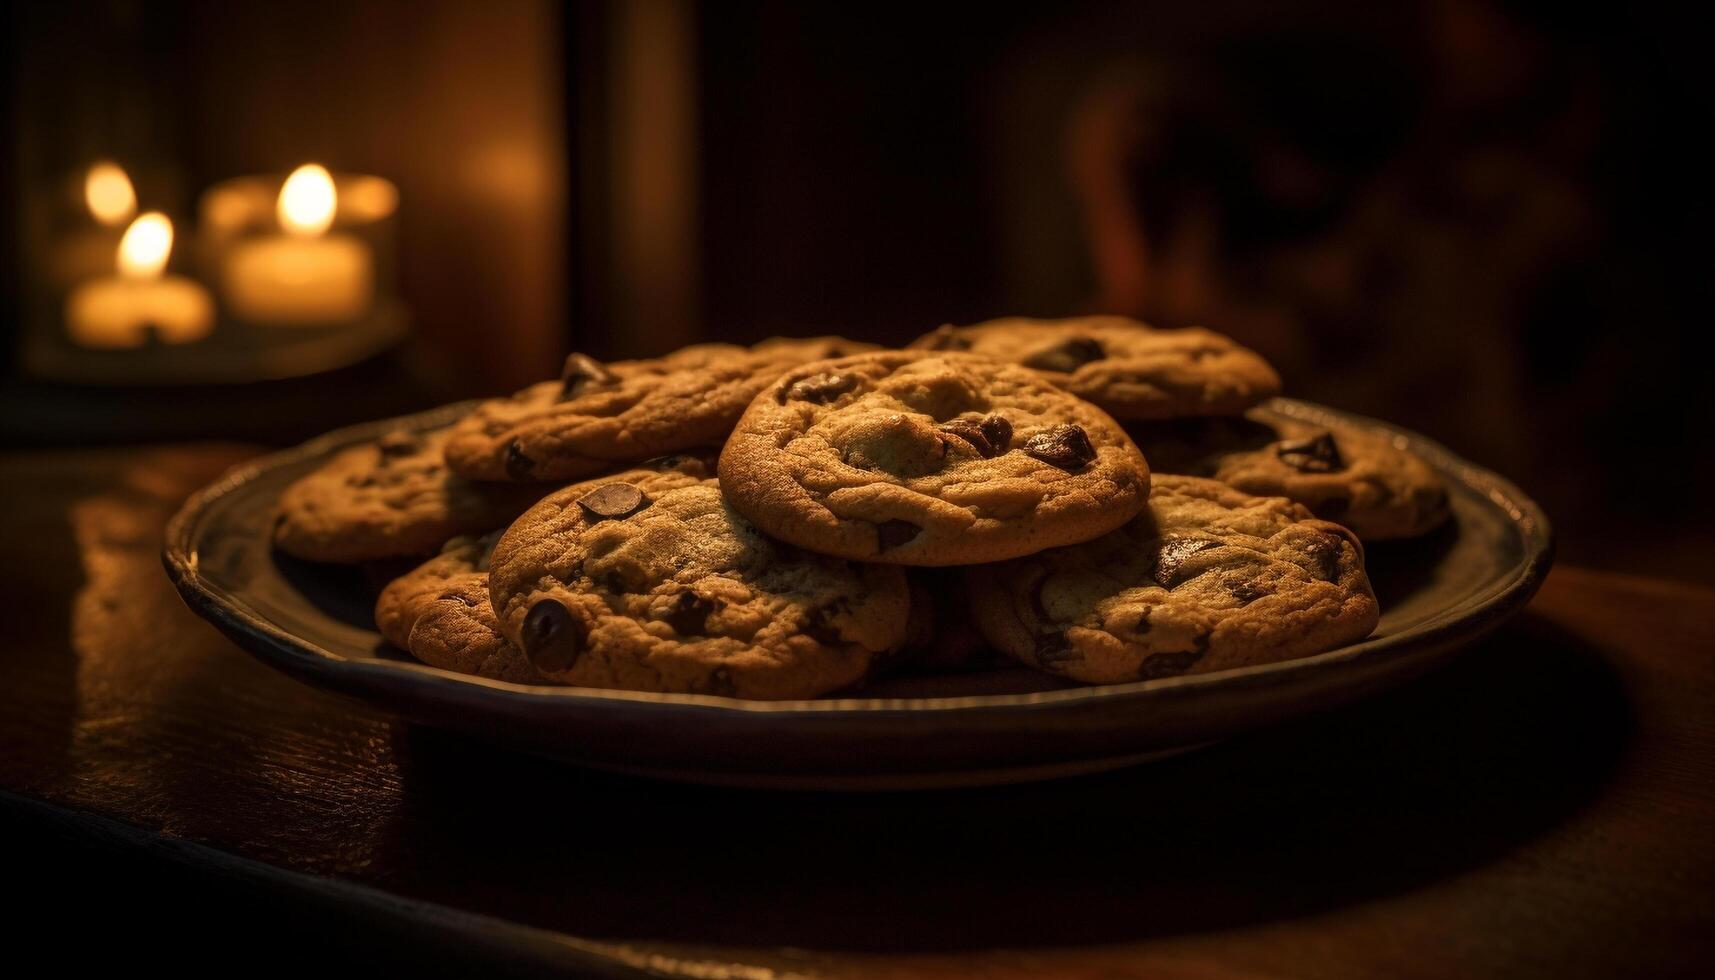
[274,317,1449,699]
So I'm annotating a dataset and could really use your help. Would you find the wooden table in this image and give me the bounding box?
[3,445,1712,978]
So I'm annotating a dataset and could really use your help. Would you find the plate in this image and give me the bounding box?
[163,398,1552,789]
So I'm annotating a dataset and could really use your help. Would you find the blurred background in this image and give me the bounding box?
[2,0,1709,581]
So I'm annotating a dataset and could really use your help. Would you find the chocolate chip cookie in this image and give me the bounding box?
[718,350,1151,565]
[374,533,547,684]
[274,428,550,564]
[1129,410,1449,540]
[444,336,877,482]
[375,534,493,649]
[487,468,912,699]
[913,316,1281,420]
[966,475,1379,685]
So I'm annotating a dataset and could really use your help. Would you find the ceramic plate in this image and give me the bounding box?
[163,398,1552,789]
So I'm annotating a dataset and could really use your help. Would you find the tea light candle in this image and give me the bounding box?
[48,161,138,293]
[65,212,213,348]
[221,164,374,326]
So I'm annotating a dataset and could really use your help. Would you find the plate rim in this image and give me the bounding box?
[162,397,1555,718]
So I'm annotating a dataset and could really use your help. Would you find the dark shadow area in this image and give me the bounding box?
[0,461,86,789]
[268,549,389,630]
[1363,514,1461,606]
[0,795,619,979]
[382,611,1633,951]
[0,353,440,449]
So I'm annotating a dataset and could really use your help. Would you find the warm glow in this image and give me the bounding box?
[85,161,136,226]
[118,212,173,280]
[202,187,250,231]
[340,175,397,221]
[278,164,337,237]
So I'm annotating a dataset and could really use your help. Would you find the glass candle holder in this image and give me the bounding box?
[199,166,401,331]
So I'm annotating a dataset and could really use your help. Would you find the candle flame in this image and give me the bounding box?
[86,161,136,226]
[118,212,173,280]
[279,163,337,237]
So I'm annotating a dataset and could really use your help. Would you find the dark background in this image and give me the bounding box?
[3,0,1711,581]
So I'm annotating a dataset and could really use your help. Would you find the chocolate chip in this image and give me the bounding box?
[661,591,716,637]
[876,519,922,551]
[919,325,972,351]
[521,598,584,672]
[801,604,846,645]
[504,440,536,480]
[785,372,859,404]
[1229,581,1267,605]
[559,352,617,400]
[1154,537,1220,588]
[939,419,988,455]
[1277,432,1344,473]
[1137,649,1202,679]
[576,483,647,520]
[939,413,1012,457]
[1022,336,1105,373]
[1303,534,1342,582]
[1022,424,1097,471]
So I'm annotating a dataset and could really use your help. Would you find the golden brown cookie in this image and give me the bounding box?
[374,534,494,649]
[274,428,550,564]
[374,533,546,684]
[966,475,1379,685]
[487,467,911,699]
[718,350,1150,565]
[1129,411,1449,540]
[409,573,546,684]
[444,337,877,482]
[913,315,1280,420]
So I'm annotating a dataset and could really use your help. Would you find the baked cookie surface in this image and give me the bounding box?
[274,428,549,564]
[487,467,911,699]
[445,336,876,482]
[913,316,1280,420]
[374,533,546,684]
[1129,410,1449,540]
[966,475,1379,685]
[718,350,1150,565]
[374,533,495,649]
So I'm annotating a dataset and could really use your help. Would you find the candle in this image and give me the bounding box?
[65,212,213,348]
[221,164,374,326]
[48,161,138,293]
